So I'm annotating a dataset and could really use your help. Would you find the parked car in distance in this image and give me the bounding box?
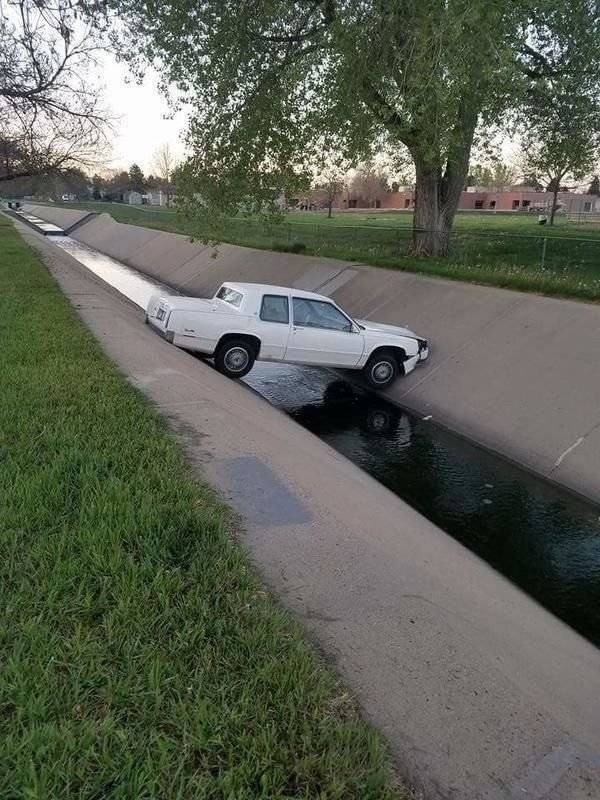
[146,282,429,388]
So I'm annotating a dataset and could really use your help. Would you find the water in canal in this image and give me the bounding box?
[53,236,600,647]
[245,362,600,648]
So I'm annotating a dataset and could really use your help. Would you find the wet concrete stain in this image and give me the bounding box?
[214,455,313,526]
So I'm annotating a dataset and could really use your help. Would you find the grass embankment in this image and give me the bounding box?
[34,200,600,300]
[0,215,404,799]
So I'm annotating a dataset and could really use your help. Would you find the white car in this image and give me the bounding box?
[146,282,428,388]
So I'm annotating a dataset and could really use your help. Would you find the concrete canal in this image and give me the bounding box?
[41,233,600,648]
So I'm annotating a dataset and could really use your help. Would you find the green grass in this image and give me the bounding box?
[30,200,600,300]
[0,215,405,799]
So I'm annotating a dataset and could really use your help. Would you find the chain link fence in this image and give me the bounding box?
[213,217,600,275]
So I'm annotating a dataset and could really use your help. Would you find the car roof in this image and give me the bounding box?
[222,282,329,301]
[152,282,334,311]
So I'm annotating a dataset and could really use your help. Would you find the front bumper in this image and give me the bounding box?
[404,342,429,375]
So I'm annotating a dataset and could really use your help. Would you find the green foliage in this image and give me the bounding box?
[521,85,599,221]
[0,167,91,201]
[128,163,146,193]
[518,1,600,221]
[276,238,307,254]
[106,1,600,244]
[589,175,600,196]
[0,216,405,799]
[467,163,517,190]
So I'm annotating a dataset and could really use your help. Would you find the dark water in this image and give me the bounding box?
[245,362,600,647]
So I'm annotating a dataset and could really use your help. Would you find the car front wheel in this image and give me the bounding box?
[214,339,256,379]
[363,352,398,389]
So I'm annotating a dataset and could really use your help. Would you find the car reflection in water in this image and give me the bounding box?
[290,380,412,443]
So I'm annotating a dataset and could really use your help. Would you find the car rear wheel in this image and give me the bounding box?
[363,352,398,389]
[214,339,256,379]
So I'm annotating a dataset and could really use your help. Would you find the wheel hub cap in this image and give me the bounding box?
[372,362,392,382]
[225,347,249,372]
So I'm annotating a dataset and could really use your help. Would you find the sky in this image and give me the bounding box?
[100,53,187,175]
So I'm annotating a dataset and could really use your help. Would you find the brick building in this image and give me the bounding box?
[336,187,600,213]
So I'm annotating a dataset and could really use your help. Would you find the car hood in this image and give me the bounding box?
[355,319,419,340]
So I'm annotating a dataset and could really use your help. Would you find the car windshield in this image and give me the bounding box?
[292,298,353,332]
[216,286,244,308]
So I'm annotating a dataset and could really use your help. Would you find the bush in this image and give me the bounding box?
[273,239,307,254]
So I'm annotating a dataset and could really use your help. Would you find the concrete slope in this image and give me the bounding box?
[20,221,600,800]
[22,203,95,231]
[332,268,600,505]
[25,204,600,503]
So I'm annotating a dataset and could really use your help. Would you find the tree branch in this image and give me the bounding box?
[361,80,417,146]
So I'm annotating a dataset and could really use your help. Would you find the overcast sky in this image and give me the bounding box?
[101,53,187,174]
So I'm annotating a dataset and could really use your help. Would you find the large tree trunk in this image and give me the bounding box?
[410,106,477,257]
[412,160,465,256]
[549,186,559,226]
[412,162,449,255]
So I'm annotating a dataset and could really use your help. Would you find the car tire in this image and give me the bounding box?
[363,352,398,389]
[214,339,256,379]
[363,408,399,435]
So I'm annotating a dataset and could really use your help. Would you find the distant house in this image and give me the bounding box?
[143,191,168,206]
[335,186,600,214]
[123,190,168,206]
[123,191,143,205]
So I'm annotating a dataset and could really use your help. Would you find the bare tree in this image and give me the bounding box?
[310,164,347,218]
[350,163,390,209]
[0,0,109,183]
[152,143,175,206]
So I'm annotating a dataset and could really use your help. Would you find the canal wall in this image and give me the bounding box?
[25,204,600,503]
[19,204,94,232]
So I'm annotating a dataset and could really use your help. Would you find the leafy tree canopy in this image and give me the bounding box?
[128,163,146,193]
[520,53,600,223]
[107,0,600,253]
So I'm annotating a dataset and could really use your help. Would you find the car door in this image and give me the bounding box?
[255,293,292,360]
[285,297,364,366]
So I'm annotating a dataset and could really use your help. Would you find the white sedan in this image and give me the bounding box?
[146,282,428,388]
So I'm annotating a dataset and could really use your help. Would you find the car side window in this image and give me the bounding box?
[292,298,353,332]
[216,286,244,307]
[260,294,289,324]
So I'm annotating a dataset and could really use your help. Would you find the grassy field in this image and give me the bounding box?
[0,214,405,799]
[28,200,600,300]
